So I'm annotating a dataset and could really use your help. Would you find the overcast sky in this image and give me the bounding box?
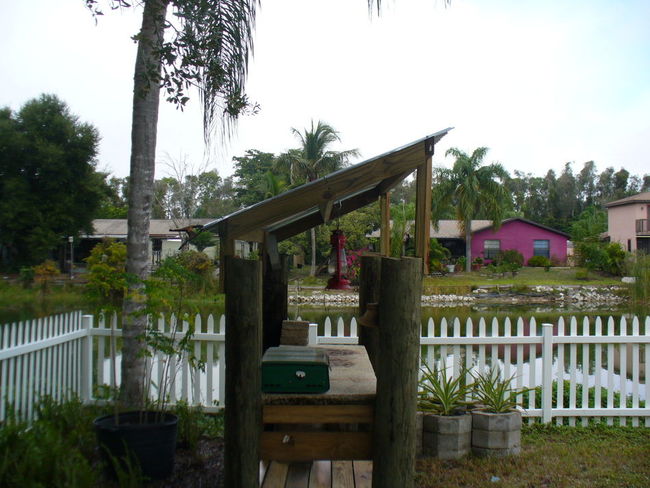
[2,0,649,181]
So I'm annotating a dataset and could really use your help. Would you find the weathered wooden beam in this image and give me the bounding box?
[319,200,334,223]
[262,253,288,351]
[373,256,422,488]
[224,256,262,488]
[414,153,432,274]
[379,194,391,256]
[218,234,235,293]
[358,255,382,372]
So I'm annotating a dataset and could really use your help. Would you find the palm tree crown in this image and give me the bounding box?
[432,147,510,271]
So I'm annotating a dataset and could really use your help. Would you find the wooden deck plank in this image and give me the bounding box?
[353,460,373,488]
[308,460,331,488]
[286,462,311,488]
[262,461,289,488]
[332,461,354,488]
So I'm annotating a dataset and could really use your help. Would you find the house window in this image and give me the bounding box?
[533,240,550,258]
[484,240,500,260]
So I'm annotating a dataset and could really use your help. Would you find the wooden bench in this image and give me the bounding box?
[261,345,376,462]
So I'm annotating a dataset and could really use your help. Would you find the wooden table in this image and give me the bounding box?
[261,345,376,462]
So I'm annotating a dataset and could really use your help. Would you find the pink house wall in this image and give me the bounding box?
[471,220,568,264]
[607,204,648,252]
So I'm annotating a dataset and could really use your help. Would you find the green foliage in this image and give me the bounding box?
[472,368,531,413]
[574,241,628,276]
[34,259,59,294]
[495,249,524,268]
[429,238,451,271]
[630,254,650,314]
[527,255,551,268]
[0,94,106,269]
[570,206,607,242]
[418,362,473,416]
[84,239,128,311]
[0,397,100,487]
[18,267,35,289]
[191,231,216,252]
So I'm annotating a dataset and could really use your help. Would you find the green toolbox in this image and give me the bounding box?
[261,346,330,393]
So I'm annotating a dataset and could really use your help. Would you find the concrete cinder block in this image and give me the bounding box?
[472,428,521,449]
[423,413,472,434]
[421,413,472,459]
[471,410,521,431]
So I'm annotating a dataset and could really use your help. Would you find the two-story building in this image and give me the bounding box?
[604,192,650,253]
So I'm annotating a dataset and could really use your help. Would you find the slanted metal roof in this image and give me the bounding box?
[203,128,452,242]
[604,191,650,208]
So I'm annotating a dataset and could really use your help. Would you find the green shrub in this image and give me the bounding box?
[494,249,524,268]
[84,239,127,310]
[527,255,551,267]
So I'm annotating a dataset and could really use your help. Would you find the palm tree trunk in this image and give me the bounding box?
[121,0,168,407]
[465,219,472,272]
[310,227,317,277]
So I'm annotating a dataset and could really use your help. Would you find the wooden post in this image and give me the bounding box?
[415,154,432,274]
[373,256,422,488]
[218,234,235,292]
[358,254,381,372]
[224,256,262,488]
[380,193,391,256]
[263,253,289,351]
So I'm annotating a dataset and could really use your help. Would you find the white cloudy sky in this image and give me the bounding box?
[1,0,649,181]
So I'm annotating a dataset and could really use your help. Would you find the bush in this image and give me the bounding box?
[574,241,628,276]
[527,255,551,267]
[84,239,127,310]
[494,249,524,268]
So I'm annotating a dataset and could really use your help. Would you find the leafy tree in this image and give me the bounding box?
[570,206,607,243]
[85,0,258,407]
[0,94,105,269]
[276,120,359,276]
[232,150,279,206]
[432,147,510,271]
[84,239,128,311]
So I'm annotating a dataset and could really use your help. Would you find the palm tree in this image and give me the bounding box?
[432,147,510,272]
[277,120,359,276]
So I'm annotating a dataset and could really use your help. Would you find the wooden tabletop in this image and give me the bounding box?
[262,345,376,405]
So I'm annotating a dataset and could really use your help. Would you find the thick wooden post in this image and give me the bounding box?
[224,256,262,488]
[263,253,289,351]
[358,254,381,372]
[415,154,432,274]
[380,193,391,256]
[218,234,235,292]
[373,256,422,488]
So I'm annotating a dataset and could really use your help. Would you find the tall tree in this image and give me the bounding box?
[0,94,105,269]
[432,147,510,271]
[276,120,359,276]
[86,0,258,406]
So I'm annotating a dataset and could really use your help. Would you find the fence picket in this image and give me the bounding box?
[581,317,590,426]
[490,317,498,371]
[619,316,628,426]
[478,317,486,373]
[568,317,578,427]
[594,317,602,424]
[606,317,615,426]
[646,317,650,428]
[206,314,215,407]
[556,317,565,426]
[631,316,640,427]
[504,317,512,381]
[529,317,537,424]
[516,318,524,407]
[464,318,473,387]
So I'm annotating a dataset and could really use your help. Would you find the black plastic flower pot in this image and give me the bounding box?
[94,411,178,480]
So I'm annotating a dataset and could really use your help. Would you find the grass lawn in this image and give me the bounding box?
[417,425,650,488]
[422,267,625,295]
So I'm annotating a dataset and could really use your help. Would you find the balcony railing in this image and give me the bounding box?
[636,219,650,234]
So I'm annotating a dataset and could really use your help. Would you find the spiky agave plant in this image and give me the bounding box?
[418,362,473,416]
[471,367,531,413]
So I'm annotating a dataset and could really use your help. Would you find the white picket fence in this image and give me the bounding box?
[1,311,649,425]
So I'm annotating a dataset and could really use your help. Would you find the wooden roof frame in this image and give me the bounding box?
[203,128,452,246]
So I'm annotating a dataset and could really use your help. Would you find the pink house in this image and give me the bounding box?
[604,192,650,253]
[470,218,569,264]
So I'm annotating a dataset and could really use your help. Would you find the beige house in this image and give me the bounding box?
[604,192,650,253]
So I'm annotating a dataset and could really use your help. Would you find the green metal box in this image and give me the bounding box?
[261,346,330,393]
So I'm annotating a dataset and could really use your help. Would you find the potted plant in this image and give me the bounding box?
[418,362,474,459]
[89,250,205,480]
[471,256,484,271]
[470,368,529,457]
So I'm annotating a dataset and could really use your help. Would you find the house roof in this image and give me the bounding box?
[85,219,215,239]
[604,192,650,208]
[369,218,569,239]
[203,129,453,243]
